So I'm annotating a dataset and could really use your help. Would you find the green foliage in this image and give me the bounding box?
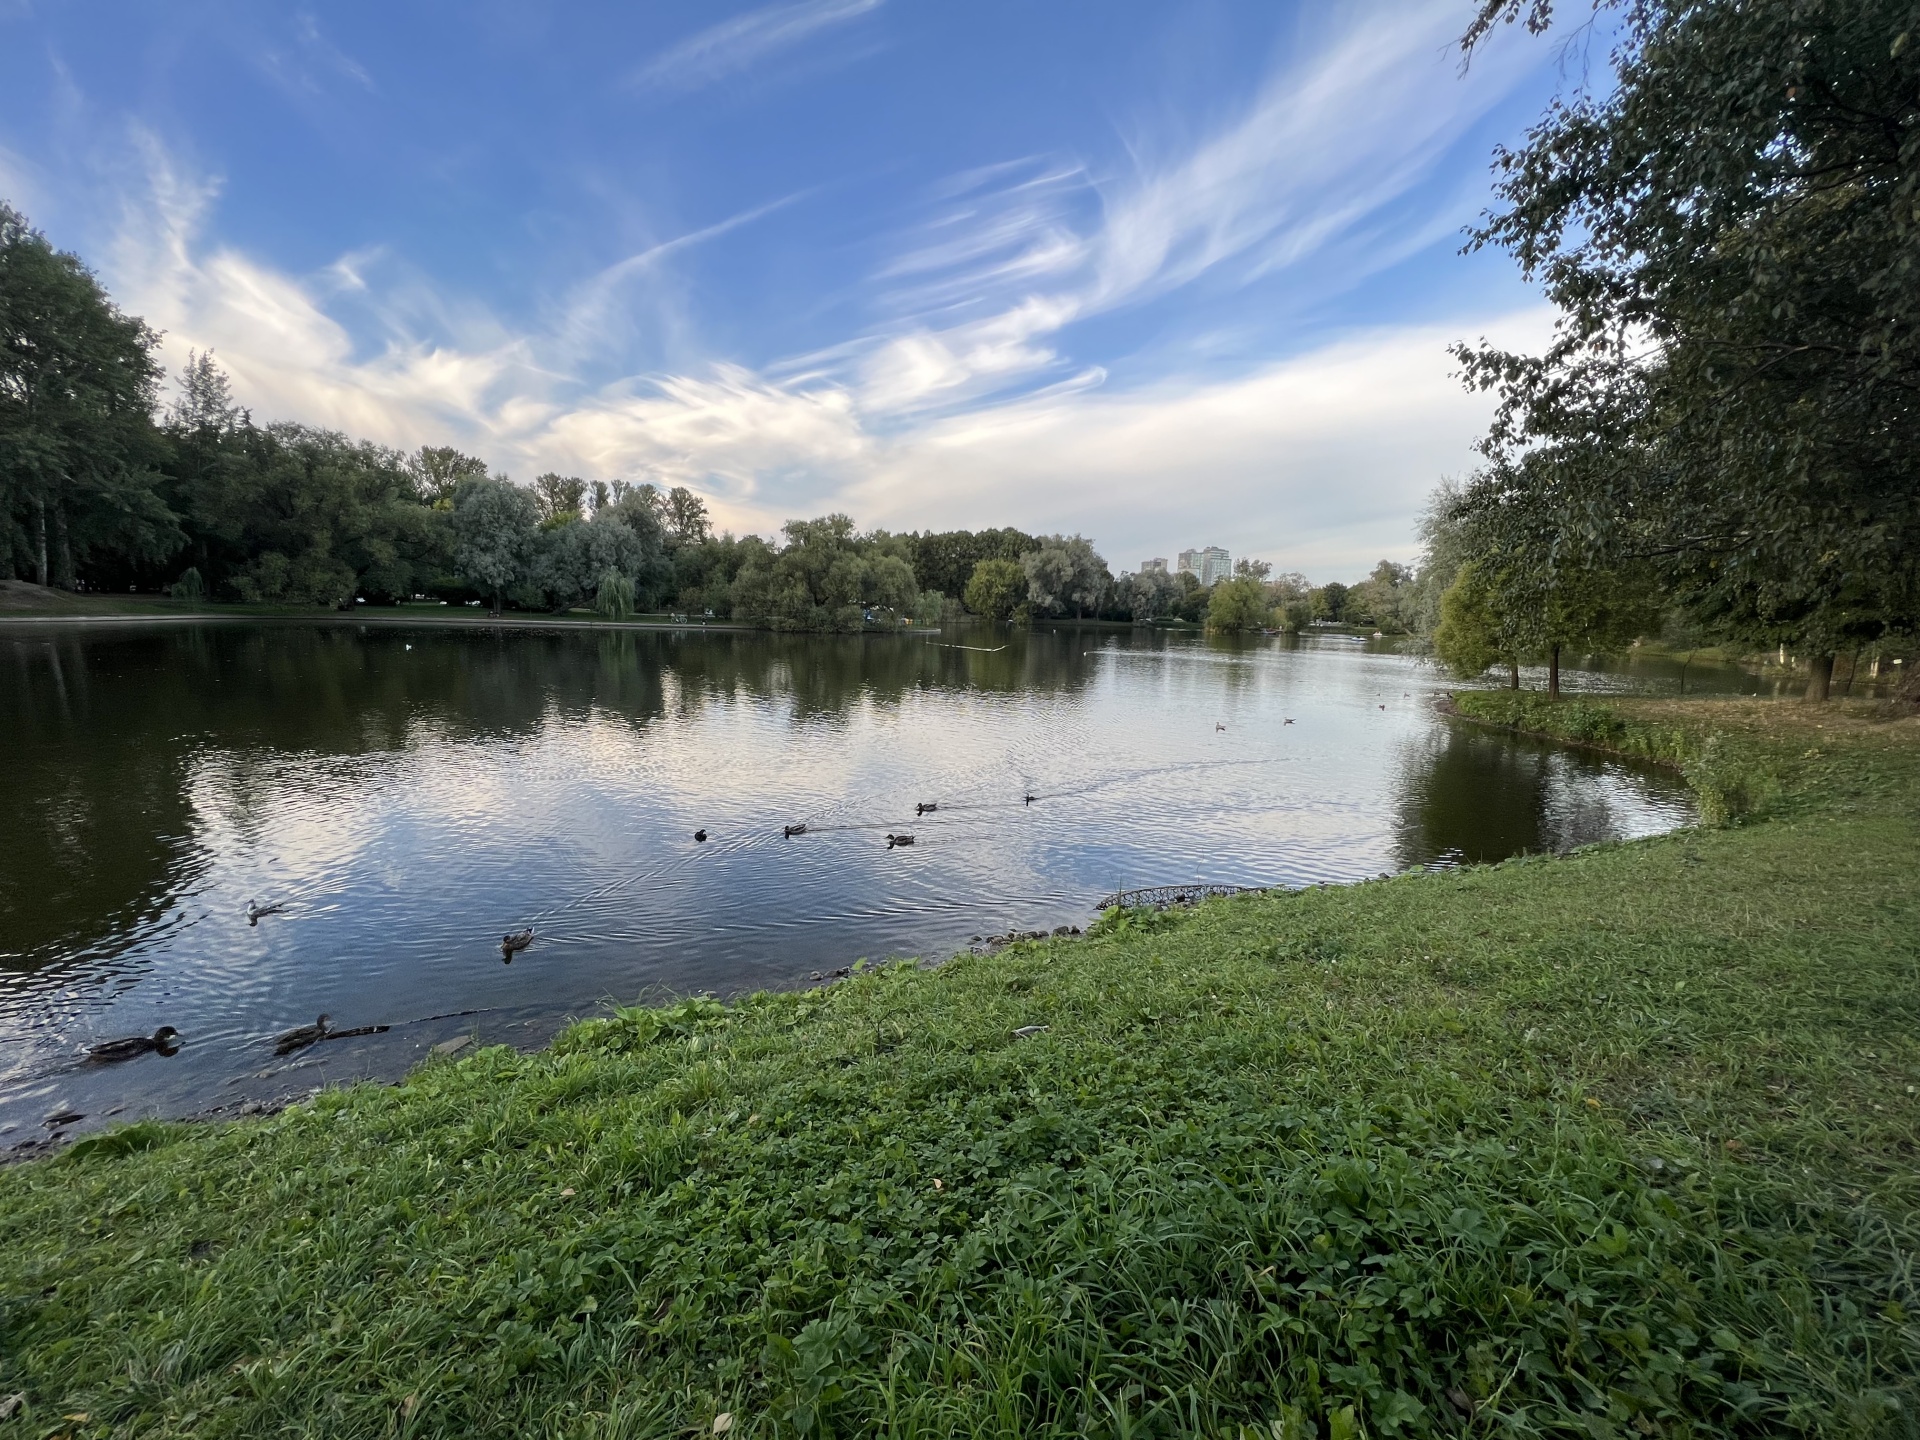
[451,475,539,609]
[406,446,489,507]
[166,566,204,602]
[912,527,1037,602]
[1310,581,1349,623]
[729,515,917,631]
[1457,0,1920,660]
[59,1122,184,1163]
[0,203,174,587]
[3,704,1915,1436]
[593,568,634,621]
[1432,563,1515,681]
[1019,534,1111,619]
[1205,574,1271,632]
[963,556,1026,623]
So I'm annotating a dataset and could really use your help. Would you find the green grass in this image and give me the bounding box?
[2,699,1917,1438]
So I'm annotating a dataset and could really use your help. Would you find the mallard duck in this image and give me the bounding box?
[501,928,534,957]
[275,1014,331,1055]
[87,1026,181,1062]
[1215,722,1226,731]
[694,830,709,843]
[783,824,807,837]
[246,899,285,926]
[1024,793,1037,806]
[886,833,915,848]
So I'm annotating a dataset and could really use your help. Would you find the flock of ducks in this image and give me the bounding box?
[84,709,1356,1064]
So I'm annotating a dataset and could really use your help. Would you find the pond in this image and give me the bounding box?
[0,620,1716,1142]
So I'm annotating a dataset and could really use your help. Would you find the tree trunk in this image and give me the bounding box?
[1507,661,1520,690]
[1805,652,1833,701]
[32,498,48,587]
[51,500,74,590]
[1548,643,1561,699]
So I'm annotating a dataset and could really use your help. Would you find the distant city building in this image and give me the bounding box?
[1177,546,1231,586]
[1140,558,1168,575]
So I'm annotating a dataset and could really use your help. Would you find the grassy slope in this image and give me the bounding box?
[1,699,1916,1439]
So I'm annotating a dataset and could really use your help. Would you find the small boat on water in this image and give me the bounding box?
[87,1026,182,1062]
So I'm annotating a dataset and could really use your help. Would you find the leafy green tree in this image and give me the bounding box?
[1310,581,1349,623]
[1433,563,1523,688]
[1018,535,1111,618]
[533,511,660,611]
[1,203,174,587]
[1205,574,1271,633]
[914,528,1038,602]
[452,476,539,613]
[531,472,587,525]
[594,569,635,621]
[664,487,711,545]
[407,446,490,508]
[963,557,1025,623]
[1115,567,1180,622]
[730,515,918,631]
[1459,0,1920,696]
[1349,560,1416,632]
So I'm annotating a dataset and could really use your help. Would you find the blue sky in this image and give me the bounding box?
[0,0,1587,576]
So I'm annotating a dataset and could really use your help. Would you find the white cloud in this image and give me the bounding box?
[631,0,883,93]
[51,0,1551,575]
[840,0,1539,415]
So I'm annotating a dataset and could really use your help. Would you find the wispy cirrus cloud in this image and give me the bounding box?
[631,0,883,94]
[50,0,1550,571]
[843,0,1538,418]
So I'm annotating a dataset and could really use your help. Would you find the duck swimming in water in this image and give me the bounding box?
[246,899,285,926]
[783,824,807,838]
[886,833,916,848]
[694,830,709,843]
[915,803,938,816]
[275,1014,331,1055]
[87,1026,181,1063]
[501,928,534,960]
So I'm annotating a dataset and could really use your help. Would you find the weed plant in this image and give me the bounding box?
[0,700,1916,1437]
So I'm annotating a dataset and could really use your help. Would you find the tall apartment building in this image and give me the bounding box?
[1177,546,1231,586]
[1140,558,1168,575]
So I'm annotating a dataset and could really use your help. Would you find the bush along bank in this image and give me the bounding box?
[1,700,1917,1437]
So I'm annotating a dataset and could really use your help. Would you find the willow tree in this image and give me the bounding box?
[1459,0,1920,698]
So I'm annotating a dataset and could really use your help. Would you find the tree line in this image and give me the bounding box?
[3,199,1419,633]
[1423,0,1918,701]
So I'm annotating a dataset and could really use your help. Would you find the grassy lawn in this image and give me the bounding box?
[1,698,1916,1438]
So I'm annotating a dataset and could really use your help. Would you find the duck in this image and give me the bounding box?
[783,824,807,838]
[275,1014,332,1055]
[1024,793,1037,806]
[501,928,534,958]
[694,830,709,843]
[1283,718,1295,725]
[246,899,285,926]
[1215,722,1226,732]
[886,833,916,848]
[915,802,938,816]
[87,1026,182,1063]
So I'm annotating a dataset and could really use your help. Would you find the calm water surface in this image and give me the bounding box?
[1,621,1711,1140]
